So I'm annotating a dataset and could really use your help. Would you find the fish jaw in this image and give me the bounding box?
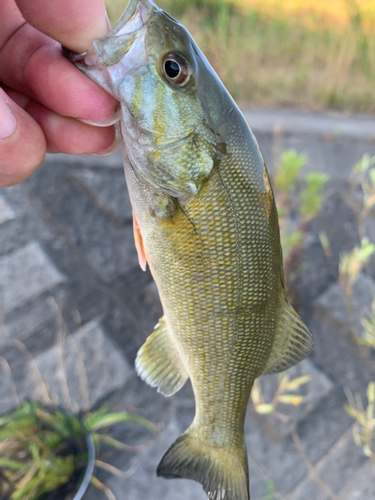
[63,0,158,99]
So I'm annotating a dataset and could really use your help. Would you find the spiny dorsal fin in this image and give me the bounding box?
[135,316,189,397]
[157,427,249,500]
[262,300,314,375]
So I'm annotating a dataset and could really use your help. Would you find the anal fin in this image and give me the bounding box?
[135,316,189,397]
[262,299,314,375]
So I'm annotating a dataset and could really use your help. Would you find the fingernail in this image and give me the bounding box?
[92,128,122,156]
[0,91,17,139]
[105,9,112,32]
[79,103,121,127]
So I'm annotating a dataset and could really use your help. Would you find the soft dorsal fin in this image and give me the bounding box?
[262,299,314,375]
[135,316,189,396]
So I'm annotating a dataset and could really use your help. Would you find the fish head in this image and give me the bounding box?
[65,0,231,198]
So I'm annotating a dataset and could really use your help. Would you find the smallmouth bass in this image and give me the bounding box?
[65,1,313,498]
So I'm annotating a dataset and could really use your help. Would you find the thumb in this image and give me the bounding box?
[0,89,46,187]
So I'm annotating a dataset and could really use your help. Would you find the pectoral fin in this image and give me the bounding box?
[133,213,147,271]
[135,316,189,396]
[262,300,314,375]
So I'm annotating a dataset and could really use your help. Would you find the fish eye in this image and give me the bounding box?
[161,53,190,86]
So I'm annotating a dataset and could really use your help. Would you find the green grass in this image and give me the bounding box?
[106,0,375,113]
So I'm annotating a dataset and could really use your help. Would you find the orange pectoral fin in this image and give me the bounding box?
[133,213,147,272]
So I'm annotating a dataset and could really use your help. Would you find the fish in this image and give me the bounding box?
[65,1,314,498]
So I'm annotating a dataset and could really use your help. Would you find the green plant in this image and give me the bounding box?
[263,481,276,500]
[345,382,375,464]
[274,149,307,197]
[0,401,158,500]
[281,230,303,259]
[338,237,375,296]
[300,172,330,219]
[318,231,332,260]
[251,372,311,415]
[358,298,375,349]
[273,149,329,285]
[349,153,375,226]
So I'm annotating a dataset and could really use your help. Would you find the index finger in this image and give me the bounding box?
[15,0,109,53]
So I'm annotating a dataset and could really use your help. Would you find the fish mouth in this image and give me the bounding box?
[63,0,158,94]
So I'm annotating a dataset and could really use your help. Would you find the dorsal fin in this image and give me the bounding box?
[262,299,314,375]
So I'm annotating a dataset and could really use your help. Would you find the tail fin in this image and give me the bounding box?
[157,428,249,500]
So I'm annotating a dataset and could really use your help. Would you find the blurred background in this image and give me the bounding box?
[108,0,375,112]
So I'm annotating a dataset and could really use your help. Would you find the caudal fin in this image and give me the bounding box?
[157,428,250,500]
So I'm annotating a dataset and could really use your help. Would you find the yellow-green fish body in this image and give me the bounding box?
[67,2,313,498]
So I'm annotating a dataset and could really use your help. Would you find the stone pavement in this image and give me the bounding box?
[1,109,375,499]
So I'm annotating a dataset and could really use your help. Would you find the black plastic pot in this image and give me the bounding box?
[41,423,95,500]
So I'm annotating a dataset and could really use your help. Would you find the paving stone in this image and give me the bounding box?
[291,187,359,323]
[0,241,66,314]
[245,396,354,499]
[31,320,131,411]
[107,269,162,365]
[0,185,56,257]
[313,274,375,340]
[0,296,56,348]
[309,291,375,394]
[0,196,15,225]
[69,168,132,225]
[24,163,139,282]
[288,426,367,500]
[339,460,375,499]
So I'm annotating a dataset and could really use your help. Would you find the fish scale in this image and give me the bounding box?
[66,0,314,498]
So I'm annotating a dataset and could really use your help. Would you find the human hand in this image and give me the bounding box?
[0,0,120,187]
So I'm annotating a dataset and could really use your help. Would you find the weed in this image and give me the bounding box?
[274,150,307,197]
[319,231,332,260]
[345,382,375,465]
[300,172,330,219]
[359,298,375,349]
[251,373,340,500]
[251,372,311,415]
[0,401,158,500]
[272,149,329,297]
[338,237,375,296]
[340,156,375,470]
[263,481,276,500]
[349,153,375,227]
